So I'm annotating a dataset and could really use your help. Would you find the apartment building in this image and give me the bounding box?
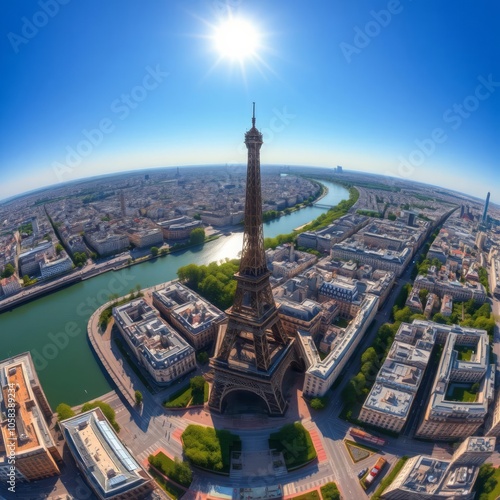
[113,299,195,385]
[413,275,487,303]
[153,281,226,350]
[266,243,317,280]
[317,276,360,317]
[39,254,73,280]
[0,275,21,297]
[302,294,378,397]
[85,232,129,256]
[359,322,436,432]
[157,216,203,240]
[416,329,494,440]
[127,228,163,248]
[61,408,154,500]
[0,353,61,482]
[275,297,323,338]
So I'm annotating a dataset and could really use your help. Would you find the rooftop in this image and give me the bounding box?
[61,408,150,498]
[0,356,55,456]
[307,294,378,379]
[276,297,322,322]
[153,281,225,335]
[363,382,414,418]
[464,436,496,453]
[113,300,194,369]
[400,456,452,495]
[378,360,423,392]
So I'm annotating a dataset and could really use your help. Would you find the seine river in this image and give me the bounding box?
[0,180,348,407]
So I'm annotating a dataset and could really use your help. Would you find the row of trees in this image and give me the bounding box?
[148,453,192,488]
[478,266,490,293]
[431,299,495,337]
[356,209,382,218]
[55,399,120,432]
[341,284,422,411]
[264,185,359,250]
[151,228,207,257]
[177,259,239,310]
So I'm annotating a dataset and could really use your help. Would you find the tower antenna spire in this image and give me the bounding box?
[252,102,256,127]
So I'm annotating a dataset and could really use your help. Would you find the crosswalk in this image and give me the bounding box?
[282,474,336,495]
[137,444,162,463]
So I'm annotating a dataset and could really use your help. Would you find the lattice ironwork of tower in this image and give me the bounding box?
[208,104,297,416]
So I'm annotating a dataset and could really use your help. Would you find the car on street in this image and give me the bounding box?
[358,467,368,478]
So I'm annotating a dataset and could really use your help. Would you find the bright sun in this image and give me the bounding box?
[214,18,260,61]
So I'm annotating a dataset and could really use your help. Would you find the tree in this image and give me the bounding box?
[352,372,366,395]
[172,457,193,485]
[73,252,87,266]
[361,347,378,365]
[134,390,143,406]
[190,376,205,395]
[475,463,497,497]
[321,482,340,500]
[387,213,397,221]
[56,403,75,421]
[361,361,377,380]
[419,288,429,306]
[55,243,64,255]
[150,246,159,256]
[81,400,120,432]
[189,227,206,245]
[432,312,449,324]
[341,381,358,405]
[394,306,413,324]
[310,397,326,410]
[1,263,15,278]
[197,351,209,364]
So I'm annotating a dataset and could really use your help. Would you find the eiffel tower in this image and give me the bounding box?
[208,104,296,416]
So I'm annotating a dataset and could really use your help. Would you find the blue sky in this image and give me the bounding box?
[1,0,499,202]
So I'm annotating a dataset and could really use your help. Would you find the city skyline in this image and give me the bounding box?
[1,0,499,202]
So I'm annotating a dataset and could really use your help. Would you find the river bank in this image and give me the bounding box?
[0,179,349,407]
[0,180,327,314]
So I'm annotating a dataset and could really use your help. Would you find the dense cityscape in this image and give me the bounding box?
[1,125,500,500]
[2,1,499,499]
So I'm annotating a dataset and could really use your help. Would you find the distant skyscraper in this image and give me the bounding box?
[482,192,490,223]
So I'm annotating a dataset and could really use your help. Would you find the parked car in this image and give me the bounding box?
[358,468,368,478]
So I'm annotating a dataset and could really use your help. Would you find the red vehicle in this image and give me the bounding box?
[349,427,386,447]
[364,457,387,486]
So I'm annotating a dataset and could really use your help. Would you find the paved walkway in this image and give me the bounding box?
[309,429,328,463]
[87,301,138,406]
